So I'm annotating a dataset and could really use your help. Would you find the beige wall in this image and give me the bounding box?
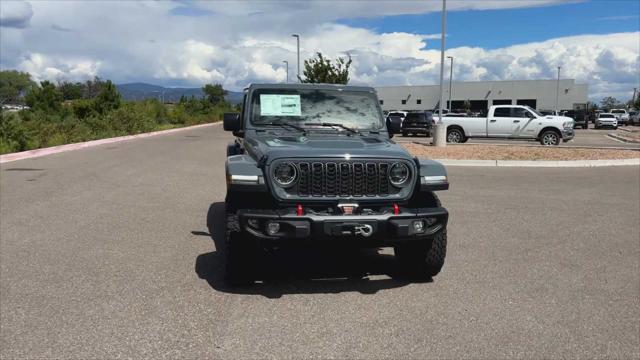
[376,80,588,111]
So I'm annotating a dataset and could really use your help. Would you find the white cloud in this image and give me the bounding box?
[0,0,638,101]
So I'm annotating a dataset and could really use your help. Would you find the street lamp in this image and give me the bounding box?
[447,55,453,111]
[292,34,300,82]
[435,0,447,148]
[555,66,561,114]
[283,60,289,83]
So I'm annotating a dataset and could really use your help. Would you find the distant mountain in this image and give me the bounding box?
[116,83,243,104]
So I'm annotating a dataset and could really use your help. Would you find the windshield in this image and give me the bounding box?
[250,88,384,130]
[525,106,543,117]
[611,110,624,114]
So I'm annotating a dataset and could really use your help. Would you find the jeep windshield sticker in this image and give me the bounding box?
[260,94,302,116]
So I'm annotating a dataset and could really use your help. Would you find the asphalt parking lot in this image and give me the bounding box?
[396,125,640,149]
[1,124,639,358]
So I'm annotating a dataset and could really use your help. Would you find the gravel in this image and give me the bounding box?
[403,143,640,160]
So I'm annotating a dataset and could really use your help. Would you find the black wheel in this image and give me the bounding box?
[582,124,587,129]
[614,126,618,130]
[402,131,408,137]
[395,230,447,278]
[539,130,561,146]
[224,213,257,286]
[446,128,465,143]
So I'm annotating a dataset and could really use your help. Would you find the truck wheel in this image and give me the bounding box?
[402,131,408,137]
[539,130,561,146]
[582,124,588,129]
[224,213,256,286]
[446,128,464,143]
[395,230,447,278]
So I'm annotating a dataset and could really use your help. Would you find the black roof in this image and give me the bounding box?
[246,83,376,93]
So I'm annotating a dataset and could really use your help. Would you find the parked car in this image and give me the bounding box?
[401,111,434,137]
[628,110,639,125]
[222,83,450,285]
[386,111,408,123]
[611,109,630,126]
[595,113,618,129]
[562,110,588,129]
[436,105,574,146]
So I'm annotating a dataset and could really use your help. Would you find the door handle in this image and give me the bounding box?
[490,119,497,123]
[513,120,520,123]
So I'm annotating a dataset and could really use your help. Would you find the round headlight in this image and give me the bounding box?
[389,162,410,186]
[273,162,297,187]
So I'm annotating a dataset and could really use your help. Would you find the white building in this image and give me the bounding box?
[375,79,588,112]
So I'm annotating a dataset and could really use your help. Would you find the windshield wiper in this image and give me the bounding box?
[262,121,307,135]
[303,122,360,135]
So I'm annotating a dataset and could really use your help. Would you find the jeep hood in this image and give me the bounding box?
[243,130,412,162]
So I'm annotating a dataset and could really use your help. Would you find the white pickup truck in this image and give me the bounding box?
[436,105,575,146]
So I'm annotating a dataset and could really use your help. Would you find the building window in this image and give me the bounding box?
[401,100,407,105]
[416,99,422,105]
[379,100,384,105]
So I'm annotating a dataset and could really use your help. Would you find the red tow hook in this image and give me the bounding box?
[393,203,400,215]
[297,204,304,216]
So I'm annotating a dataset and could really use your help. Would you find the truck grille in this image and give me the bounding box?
[284,160,399,197]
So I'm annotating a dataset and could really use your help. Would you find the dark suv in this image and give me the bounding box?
[222,83,450,286]
[401,111,434,137]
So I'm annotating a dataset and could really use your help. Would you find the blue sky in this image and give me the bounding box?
[339,0,640,49]
[1,0,638,99]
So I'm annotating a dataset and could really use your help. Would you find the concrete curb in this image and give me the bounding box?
[0,122,220,164]
[607,133,640,144]
[435,158,640,167]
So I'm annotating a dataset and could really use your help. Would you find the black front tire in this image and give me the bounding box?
[402,131,408,137]
[539,130,561,146]
[395,230,447,278]
[224,213,257,286]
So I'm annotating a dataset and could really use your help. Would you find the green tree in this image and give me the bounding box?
[25,80,63,113]
[94,80,121,114]
[0,70,34,105]
[202,83,227,105]
[83,77,106,98]
[299,52,352,84]
[58,81,84,100]
[600,96,617,111]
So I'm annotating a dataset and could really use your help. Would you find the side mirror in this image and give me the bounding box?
[386,116,402,137]
[223,113,241,132]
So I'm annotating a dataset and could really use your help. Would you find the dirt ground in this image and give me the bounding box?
[403,143,640,160]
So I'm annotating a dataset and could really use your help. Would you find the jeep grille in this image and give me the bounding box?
[271,159,412,198]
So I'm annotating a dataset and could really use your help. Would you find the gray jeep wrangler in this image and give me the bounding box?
[223,83,449,285]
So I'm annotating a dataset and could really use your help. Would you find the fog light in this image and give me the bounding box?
[266,222,280,236]
[247,219,260,229]
[412,220,425,233]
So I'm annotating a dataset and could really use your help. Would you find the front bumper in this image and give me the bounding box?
[238,206,448,244]
[562,128,575,142]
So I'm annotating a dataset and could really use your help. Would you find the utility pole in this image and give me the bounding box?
[283,60,289,83]
[435,0,447,147]
[447,55,453,111]
[292,34,300,82]
[632,87,637,107]
[555,66,561,114]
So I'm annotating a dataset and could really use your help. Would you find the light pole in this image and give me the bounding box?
[283,60,289,83]
[447,55,453,111]
[292,34,300,82]
[555,66,561,114]
[435,0,447,147]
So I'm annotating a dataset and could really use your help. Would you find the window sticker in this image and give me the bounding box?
[260,94,302,116]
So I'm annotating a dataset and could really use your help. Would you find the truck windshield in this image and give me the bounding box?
[250,88,384,130]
